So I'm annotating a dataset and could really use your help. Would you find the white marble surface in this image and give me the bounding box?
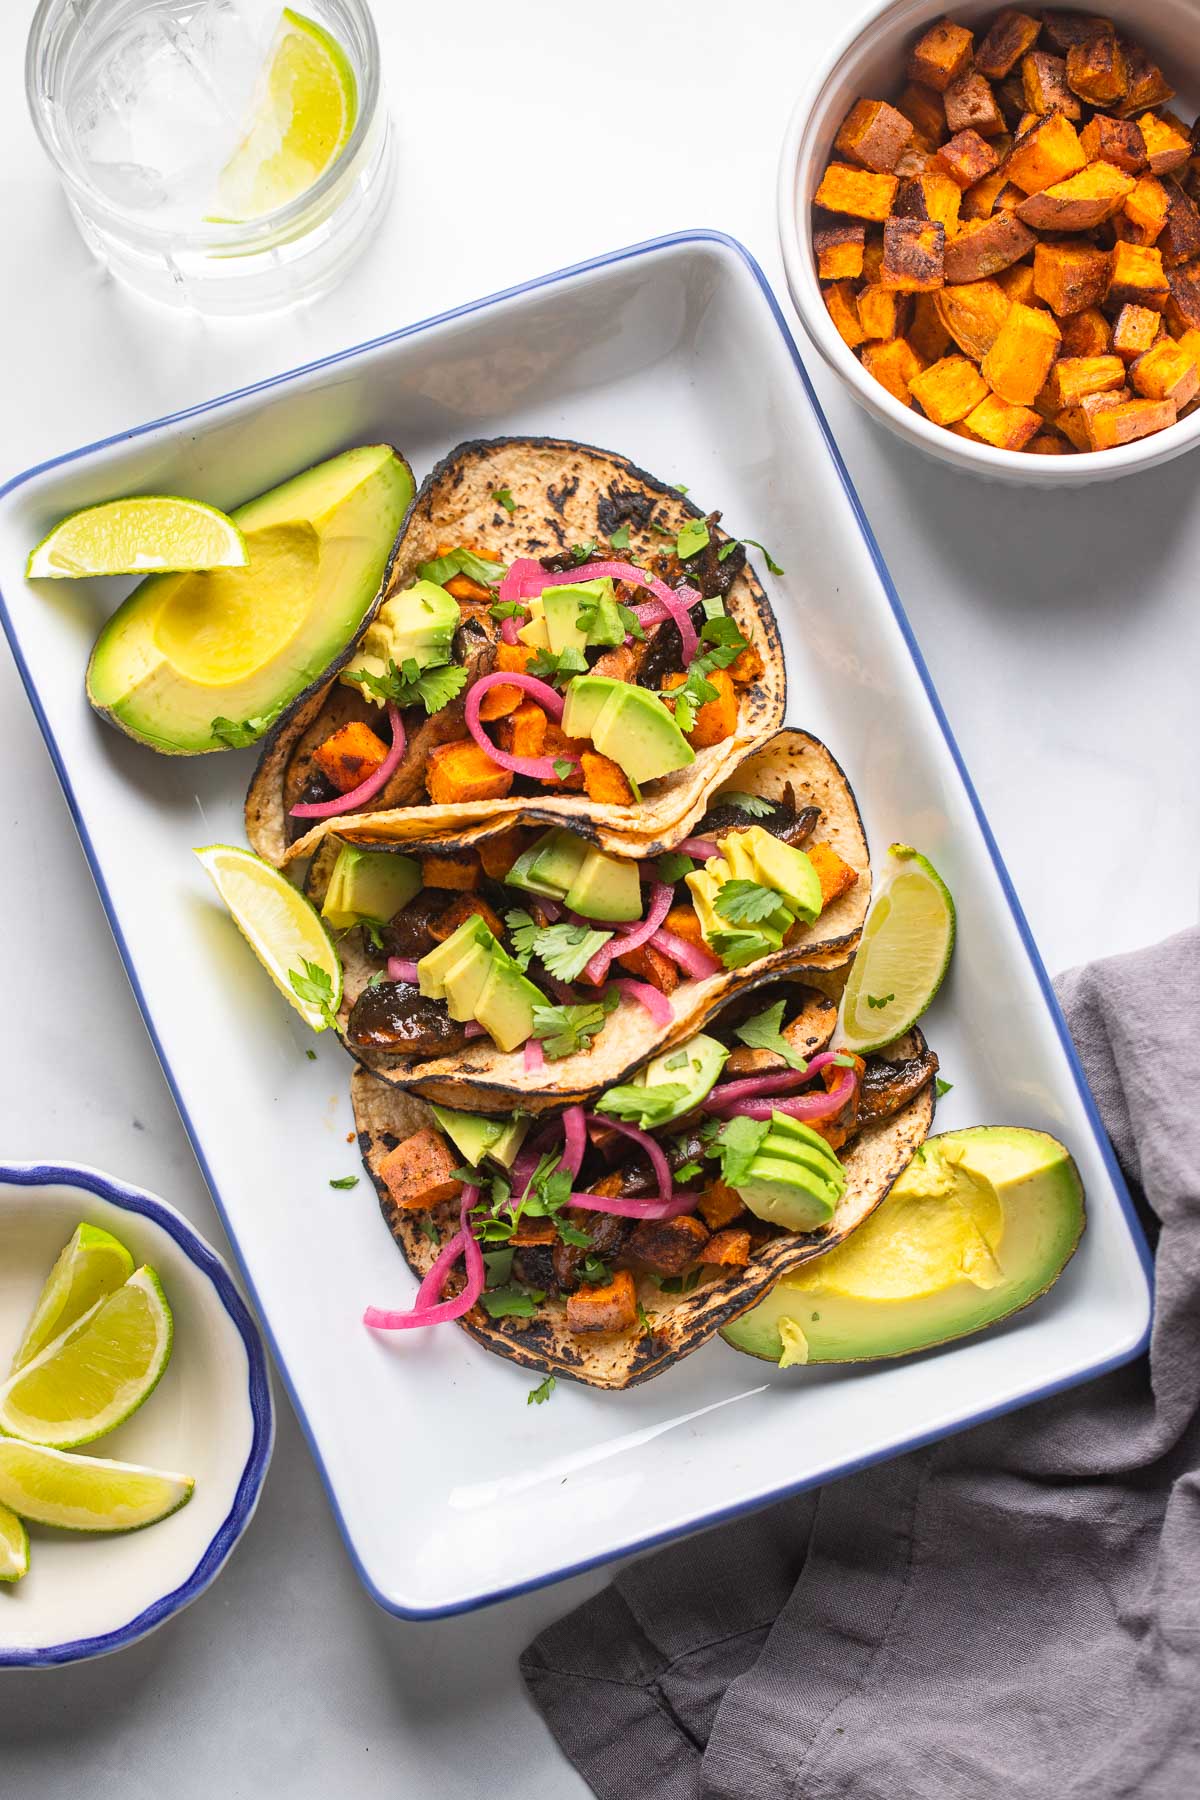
[1,0,1196,1792]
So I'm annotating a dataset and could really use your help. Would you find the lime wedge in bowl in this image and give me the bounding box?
[26,497,247,579]
[0,1268,173,1450]
[0,1441,193,1534]
[214,8,357,222]
[838,844,956,1055]
[0,1503,30,1581]
[12,1222,135,1373]
[195,843,342,1032]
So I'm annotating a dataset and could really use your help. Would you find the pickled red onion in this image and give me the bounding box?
[497,557,546,602]
[501,559,700,665]
[523,1038,545,1073]
[499,615,522,646]
[606,979,673,1025]
[649,928,722,979]
[583,1111,672,1204]
[386,957,420,984]
[583,881,673,983]
[362,1184,484,1329]
[568,1189,699,1221]
[703,1049,838,1109]
[676,837,719,860]
[291,703,406,819]
[560,1105,587,1179]
[704,1061,858,1123]
[464,671,579,782]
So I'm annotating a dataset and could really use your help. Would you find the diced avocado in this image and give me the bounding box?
[442,941,496,1022]
[590,687,695,786]
[585,591,625,648]
[541,580,607,655]
[321,845,420,931]
[684,866,782,969]
[504,832,569,899]
[721,1127,1086,1365]
[744,829,823,925]
[564,847,642,922]
[517,595,550,651]
[529,829,590,897]
[473,955,542,1052]
[417,915,497,998]
[86,444,413,755]
[734,1157,839,1231]
[720,835,758,883]
[622,1033,729,1128]
[766,1116,846,1170]
[561,674,622,740]
[430,1106,530,1170]
[760,1132,845,1197]
[342,580,460,697]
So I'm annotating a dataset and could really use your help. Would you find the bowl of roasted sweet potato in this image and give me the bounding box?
[779,1,1200,480]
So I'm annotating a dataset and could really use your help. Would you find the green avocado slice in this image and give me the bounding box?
[721,1126,1085,1366]
[86,444,413,754]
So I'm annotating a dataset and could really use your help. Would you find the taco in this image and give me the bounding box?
[306,729,870,1111]
[352,978,938,1390]
[245,436,786,867]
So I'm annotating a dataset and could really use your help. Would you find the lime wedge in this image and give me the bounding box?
[12,1223,136,1373]
[214,8,357,222]
[195,842,342,1032]
[0,1440,193,1534]
[0,1503,30,1581]
[0,1268,173,1451]
[26,497,247,580]
[838,844,956,1055]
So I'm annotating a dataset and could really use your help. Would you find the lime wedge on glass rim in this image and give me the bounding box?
[195,843,342,1033]
[838,844,956,1055]
[0,1268,174,1451]
[0,1441,193,1535]
[0,1503,30,1581]
[12,1223,136,1374]
[213,8,357,222]
[26,497,247,580]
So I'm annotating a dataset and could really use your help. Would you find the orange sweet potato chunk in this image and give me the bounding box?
[835,98,914,173]
[943,213,1036,282]
[824,279,866,348]
[806,840,860,908]
[1079,113,1147,174]
[1014,162,1134,231]
[1138,112,1192,177]
[1123,175,1171,242]
[1161,182,1200,268]
[1061,307,1113,356]
[379,1129,464,1212]
[907,18,974,93]
[566,1269,639,1335]
[935,129,1001,190]
[857,284,911,339]
[702,1229,752,1268]
[861,337,925,405]
[1166,262,1200,332]
[974,10,1041,80]
[935,280,1011,358]
[909,354,990,424]
[1022,50,1082,121]
[815,162,899,221]
[964,392,1043,448]
[1130,337,1200,406]
[497,700,548,760]
[1005,111,1088,194]
[312,720,389,795]
[697,1182,746,1232]
[1107,241,1169,309]
[908,291,954,363]
[1041,355,1125,412]
[896,82,948,145]
[881,216,946,291]
[1032,240,1112,316]
[1112,303,1162,361]
[425,739,514,805]
[1118,46,1175,117]
[420,851,481,892]
[997,260,1037,306]
[1087,396,1178,447]
[814,223,866,280]
[1065,29,1128,107]
[944,71,1005,137]
[981,302,1062,405]
[581,751,635,805]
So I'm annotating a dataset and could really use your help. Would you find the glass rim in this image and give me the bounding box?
[24,0,383,251]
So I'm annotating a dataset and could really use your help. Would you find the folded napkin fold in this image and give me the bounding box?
[522,927,1200,1800]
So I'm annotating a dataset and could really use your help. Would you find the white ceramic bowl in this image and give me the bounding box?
[778,0,1200,484]
[0,1164,273,1666]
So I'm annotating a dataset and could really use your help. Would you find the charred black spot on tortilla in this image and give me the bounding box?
[596,483,658,539]
[346,981,476,1056]
[546,476,580,515]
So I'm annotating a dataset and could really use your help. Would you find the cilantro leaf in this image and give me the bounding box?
[658,1269,702,1294]
[570,540,598,564]
[673,1159,703,1184]
[701,593,726,621]
[416,547,506,587]
[717,537,784,576]
[419,1216,440,1244]
[553,758,577,782]
[709,1116,770,1189]
[532,994,618,1060]
[491,487,516,514]
[328,1175,359,1189]
[526,644,589,688]
[490,600,528,622]
[482,1285,543,1318]
[210,713,273,748]
[676,519,710,560]
[936,1078,954,1098]
[714,881,788,926]
[617,603,645,642]
[637,1301,656,1335]
[734,1000,809,1072]
[305,1048,317,1061]
[595,1082,690,1124]
[527,1374,557,1405]
[609,523,631,551]
[288,959,339,1031]
[866,993,895,1011]
[580,1255,612,1286]
[656,851,696,885]
[532,922,613,984]
[720,790,774,818]
[504,908,539,971]
[706,929,772,970]
[343,656,468,716]
[650,519,674,536]
[555,1219,592,1248]
[482,1247,514,1286]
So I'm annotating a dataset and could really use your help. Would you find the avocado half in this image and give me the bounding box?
[86,443,414,754]
[721,1126,1085,1366]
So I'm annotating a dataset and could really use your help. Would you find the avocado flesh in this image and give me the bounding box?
[322,846,420,930]
[722,1127,1085,1365]
[564,848,642,922]
[430,1106,529,1171]
[529,829,589,896]
[86,445,413,755]
[736,1159,839,1231]
[473,956,540,1052]
[442,942,496,1022]
[621,1033,729,1128]
[418,915,495,998]
[591,686,694,786]
[342,580,459,695]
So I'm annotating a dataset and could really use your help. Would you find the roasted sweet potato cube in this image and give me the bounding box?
[861,338,924,405]
[823,279,867,348]
[420,851,481,892]
[1065,29,1128,106]
[697,1182,746,1232]
[727,641,765,686]
[1080,113,1147,174]
[944,71,1005,137]
[1173,327,1200,373]
[943,213,1037,281]
[1130,337,1200,406]
[614,941,679,995]
[805,840,860,908]
[1123,175,1170,241]
[896,82,948,145]
[379,1128,463,1212]
[975,10,1041,79]
[935,280,1011,358]
[857,284,909,339]
[1160,182,1200,268]
[1166,261,1200,332]
[907,17,973,92]
[1118,45,1175,116]
[1107,241,1169,309]
[666,665,740,747]
[1006,111,1087,194]
[982,302,1062,405]
[1087,396,1177,447]
[908,354,990,424]
[1022,50,1082,120]
[540,723,586,789]
[702,1229,752,1269]
[566,1268,639,1335]
[425,739,514,805]
[1033,239,1111,316]
[997,259,1037,305]
[994,72,1031,130]
[662,904,707,952]
[1039,12,1104,51]
[1112,303,1162,361]
[1027,432,1073,453]
[1061,306,1113,355]
[814,222,866,280]
[1015,161,1134,230]
[935,129,1001,190]
[1138,112,1192,177]
[580,751,635,805]
[312,720,389,795]
[908,291,954,363]
[965,392,1043,448]
[1041,354,1125,412]
[881,216,946,291]
[428,893,505,948]
[961,167,1010,219]
[627,1214,710,1277]
[815,162,899,221]
[496,699,548,760]
[476,824,532,882]
[1054,388,1129,450]
[835,98,914,173]
[908,172,964,233]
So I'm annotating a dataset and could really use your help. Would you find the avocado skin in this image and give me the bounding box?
[721,1126,1086,1366]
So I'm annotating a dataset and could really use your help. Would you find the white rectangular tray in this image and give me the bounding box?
[0,233,1152,1617]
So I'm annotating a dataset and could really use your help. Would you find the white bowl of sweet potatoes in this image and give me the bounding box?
[778,0,1200,482]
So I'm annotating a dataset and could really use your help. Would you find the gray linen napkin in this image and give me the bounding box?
[522,926,1200,1800]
